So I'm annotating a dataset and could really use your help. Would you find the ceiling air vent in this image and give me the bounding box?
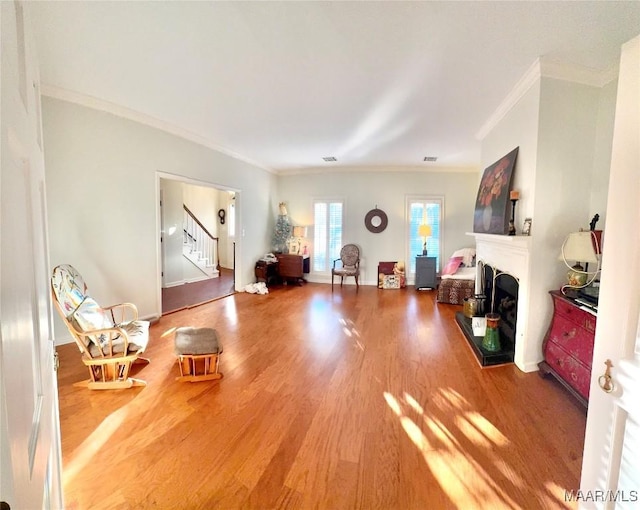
[423,156,438,162]
[322,156,337,162]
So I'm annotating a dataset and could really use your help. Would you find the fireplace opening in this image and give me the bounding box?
[493,272,518,351]
[455,262,519,367]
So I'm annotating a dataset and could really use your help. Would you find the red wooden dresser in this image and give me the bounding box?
[538,291,596,408]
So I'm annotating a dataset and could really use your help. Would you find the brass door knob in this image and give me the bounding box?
[598,359,615,393]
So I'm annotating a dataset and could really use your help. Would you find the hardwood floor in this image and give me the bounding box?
[56,284,586,509]
[161,268,235,314]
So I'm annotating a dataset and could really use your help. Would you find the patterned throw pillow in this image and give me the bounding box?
[442,256,464,276]
[73,297,113,341]
[452,248,476,267]
[72,298,115,350]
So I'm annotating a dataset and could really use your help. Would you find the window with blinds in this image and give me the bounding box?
[313,200,343,272]
[407,197,443,274]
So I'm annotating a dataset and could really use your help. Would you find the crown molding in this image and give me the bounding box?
[475,59,542,141]
[476,58,619,141]
[276,164,480,176]
[540,60,619,88]
[40,84,274,173]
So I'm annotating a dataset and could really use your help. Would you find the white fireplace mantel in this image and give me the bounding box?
[467,232,532,247]
[466,232,536,372]
[466,232,532,280]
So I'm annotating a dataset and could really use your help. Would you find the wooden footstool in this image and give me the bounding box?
[174,327,223,382]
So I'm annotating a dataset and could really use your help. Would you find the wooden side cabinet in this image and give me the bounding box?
[276,254,310,285]
[415,256,437,290]
[538,291,596,408]
[255,260,278,286]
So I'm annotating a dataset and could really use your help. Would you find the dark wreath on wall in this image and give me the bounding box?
[473,147,519,235]
[364,207,388,233]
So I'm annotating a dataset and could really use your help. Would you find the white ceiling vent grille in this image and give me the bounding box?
[322,156,337,162]
[423,156,438,162]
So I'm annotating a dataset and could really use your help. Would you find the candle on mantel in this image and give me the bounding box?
[510,190,520,200]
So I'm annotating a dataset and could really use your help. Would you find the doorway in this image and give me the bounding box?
[159,177,237,314]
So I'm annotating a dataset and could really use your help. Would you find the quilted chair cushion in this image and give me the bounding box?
[86,320,150,358]
[174,327,223,356]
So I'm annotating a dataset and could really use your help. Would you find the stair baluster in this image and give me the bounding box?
[183,205,220,278]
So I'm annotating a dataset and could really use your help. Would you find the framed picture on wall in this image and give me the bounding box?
[522,218,532,236]
[473,147,519,235]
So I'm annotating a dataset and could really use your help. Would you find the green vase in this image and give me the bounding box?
[482,313,501,352]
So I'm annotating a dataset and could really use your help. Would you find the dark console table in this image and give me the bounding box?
[255,255,310,286]
[276,254,310,285]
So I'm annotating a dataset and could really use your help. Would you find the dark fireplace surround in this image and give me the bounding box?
[455,263,519,367]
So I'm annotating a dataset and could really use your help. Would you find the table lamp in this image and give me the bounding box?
[560,230,600,292]
[418,224,432,256]
[290,226,307,254]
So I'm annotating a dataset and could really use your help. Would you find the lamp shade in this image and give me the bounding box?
[292,226,307,238]
[418,224,432,237]
[561,231,599,264]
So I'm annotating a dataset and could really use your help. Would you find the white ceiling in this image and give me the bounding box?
[28,1,640,173]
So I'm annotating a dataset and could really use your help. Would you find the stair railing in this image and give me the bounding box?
[183,205,220,272]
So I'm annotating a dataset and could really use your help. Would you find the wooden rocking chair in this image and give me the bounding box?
[51,264,150,390]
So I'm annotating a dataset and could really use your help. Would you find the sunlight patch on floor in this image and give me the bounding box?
[160,327,177,339]
[339,317,363,350]
[382,387,541,508]
[465,411,510,447]
[424,414,456,445]
[63,407,127,490]
[544,481,576,509]
[223,298,238,325]
[401,416,431,451]
[403,391,424,414]
[383,391,402,416]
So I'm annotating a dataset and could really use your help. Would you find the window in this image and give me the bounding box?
[313,200,343,272]
[407,197,443,274]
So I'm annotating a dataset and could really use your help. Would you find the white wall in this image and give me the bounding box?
[44,97,276,343]
[161,178,185,286]
[590,78,618,228]
[481,83,541,231]
[277,168,479,285]
[216,190,235,269]
[534,78,602,282]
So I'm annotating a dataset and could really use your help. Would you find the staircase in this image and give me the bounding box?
[183,205,220,279]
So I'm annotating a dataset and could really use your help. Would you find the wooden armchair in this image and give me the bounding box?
[51,264,150,390]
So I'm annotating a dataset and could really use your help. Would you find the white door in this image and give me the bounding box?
[580,35,640,508]
[0,2,63,508]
